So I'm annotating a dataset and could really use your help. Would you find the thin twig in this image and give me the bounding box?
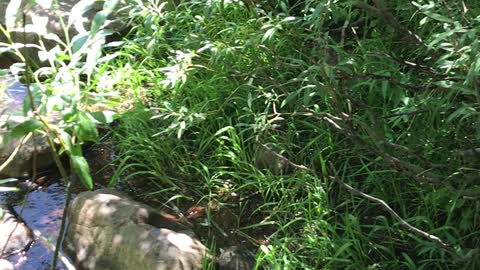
[327,162,479,260]
[32,229,76,270]
[50,179,73,270]
[383,109,428,118]
[0,132,40,258]
[0,133,32,174]
[258,143,317,176]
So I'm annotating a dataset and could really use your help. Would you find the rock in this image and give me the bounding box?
[0,132,54,179]
[254,143,289,175]
[0,0,128,66]
[0,78,59,179]
[0,259,14,270]
[0,0,178,66]
[0,112,56,179]
[217,246,255,270]
[63,188,209,270]
[0,205,33,258]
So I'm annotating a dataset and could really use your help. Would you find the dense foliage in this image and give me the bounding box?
[2,0,480,269]
[107,1,480,268]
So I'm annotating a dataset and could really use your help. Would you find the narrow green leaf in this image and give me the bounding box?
[71,33,89,54]
[103,0,121,15]
[70,151,93,190]
[11,119,42,138]
[89,111,118,124]
[0,178,17,184]
[0,187,19,192]
[74,112,98,142]
[446,106,475,123]
[261,26,277,44]
[0,178,18,192]
[90,12,107,35]
[84,35,105,76]
[214,126,234,136]
[58,130,72,154]
[5,0,22,29]
[423,11,453,23]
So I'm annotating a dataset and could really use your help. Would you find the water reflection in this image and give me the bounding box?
[1,76,23,111]
[2,183,70,270]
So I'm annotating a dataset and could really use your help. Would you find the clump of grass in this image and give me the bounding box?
[107,0,480,269]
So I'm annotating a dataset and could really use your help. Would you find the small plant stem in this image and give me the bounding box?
[32,229,76,270]
[44,134,73,270]
[21,12,35,112]
[0,133,32,174]
[19,9,73,270]
[50,177,73,270]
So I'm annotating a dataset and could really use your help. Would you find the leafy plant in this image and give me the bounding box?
[109,0,480,269]
[1,0,125,268]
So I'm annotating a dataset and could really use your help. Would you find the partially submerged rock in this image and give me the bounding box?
[0,259,14,270]
[64,189,209,270]
[0,205,33,258]
[0,79,59,179]
[0,0,179,66]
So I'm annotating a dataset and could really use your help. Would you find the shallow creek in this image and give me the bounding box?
[1,182,70,270]
[1,77,71,269]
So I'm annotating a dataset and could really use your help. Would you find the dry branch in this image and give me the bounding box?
[0,133,32,174]
[327,162,479,261]
[354,1,424,46]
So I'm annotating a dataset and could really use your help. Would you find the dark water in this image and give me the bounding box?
[1,182,71,270]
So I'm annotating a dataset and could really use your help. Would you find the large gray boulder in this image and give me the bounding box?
[0,79,56,179]
[63,189,209,270]
[0,0,181,67]
[0,130,54,179]
[0,0,129,66]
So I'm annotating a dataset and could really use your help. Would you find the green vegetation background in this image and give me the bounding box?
[4,0,480,269]
[107,0,480,269]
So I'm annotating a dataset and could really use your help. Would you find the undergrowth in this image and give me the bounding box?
[106,0,480,269]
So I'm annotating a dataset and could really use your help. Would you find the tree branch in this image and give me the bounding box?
[328,162,478,261]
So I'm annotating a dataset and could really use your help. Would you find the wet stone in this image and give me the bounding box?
[64,189,209,270]
[0,78,57,179]
[0,205,33,258]
[217,246,256,270]
[0,259,14,270]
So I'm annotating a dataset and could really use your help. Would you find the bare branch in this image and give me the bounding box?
[0,132,32,174]
[354,1,424,46]
[328,163,446,246]
[327,162,480,261]
[257,143,318,176]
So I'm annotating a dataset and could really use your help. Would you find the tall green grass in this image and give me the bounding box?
[107,0,480,269]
